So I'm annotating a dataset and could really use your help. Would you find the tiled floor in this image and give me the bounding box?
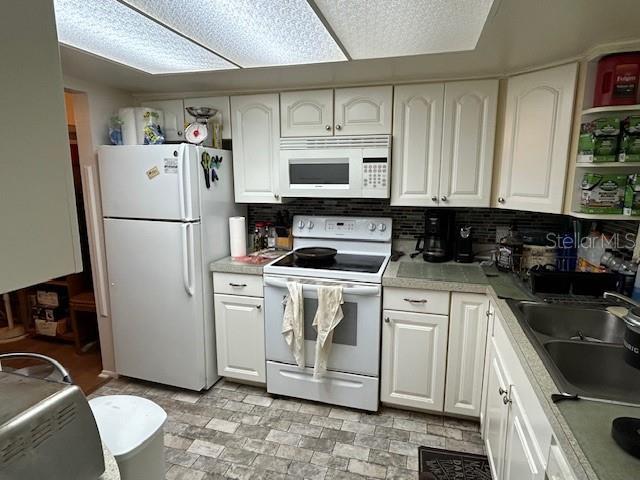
[92,378,485,480]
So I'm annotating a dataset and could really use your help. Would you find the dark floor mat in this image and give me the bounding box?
[418,446,492,480]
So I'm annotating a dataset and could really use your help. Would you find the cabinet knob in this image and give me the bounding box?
[325,125,331,131]
[431,196,438,202]
[503,395,512,405]
[177,131,183,136]
[498,197,505,204]
[441,195,447,202]
[384,317,390,323]
[498,387,507,396]
[256,305,262,310]
[274,193,280,200]
[335,124,342,130]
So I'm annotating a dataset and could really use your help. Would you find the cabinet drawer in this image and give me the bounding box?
[213,272,263,297]
[383,287,450,315]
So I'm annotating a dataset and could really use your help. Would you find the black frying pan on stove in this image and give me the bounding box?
[293,247,337,263]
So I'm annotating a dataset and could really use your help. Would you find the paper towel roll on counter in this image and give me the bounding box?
[229,217,247,258]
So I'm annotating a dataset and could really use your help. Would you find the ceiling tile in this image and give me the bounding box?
[123,0,347,68]
[54,0,237,74]
[314,0,495,59]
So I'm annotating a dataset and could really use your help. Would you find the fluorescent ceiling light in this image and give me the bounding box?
[314,0,495,59]
[122,0,347,68]
[54,0,236,74]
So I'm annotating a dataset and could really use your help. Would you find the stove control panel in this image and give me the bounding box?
[293,216,392,241]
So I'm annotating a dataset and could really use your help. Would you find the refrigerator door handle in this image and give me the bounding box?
[181,224,195,296]
[177,144,187,220]
[183,145,194,220]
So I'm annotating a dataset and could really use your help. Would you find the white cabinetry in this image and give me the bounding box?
[391,83,444,206]
[143,99,185,142]
[381,309,449,411]
[230,94,281,203]
[391,80,498,207]
[1,1,82,292]
[213,273,265,384]
[440,80,498,207]
[444,293,489,417]
[496,63,577,213]
[280,89,334,137]
[334,86,393,135]
[184,96,232,139]
[546,443,577,480]
[484,336,510,479]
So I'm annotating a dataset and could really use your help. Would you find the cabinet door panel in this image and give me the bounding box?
[214,294,265,383]
[230,94,281,203]
[391,83,444,206]
[184,96,232,139]
[503,386,545,480]
[485,338,510,480]
[143,99,185,142]
[334,86,393,135]
[1,1,81,293]
[445,293,489,417]
[497,63,577,213]
[440,80,498,207]
[281,89,333,137]
[381,309,448,411]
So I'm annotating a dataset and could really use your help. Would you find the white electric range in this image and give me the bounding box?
[263,216,392,411]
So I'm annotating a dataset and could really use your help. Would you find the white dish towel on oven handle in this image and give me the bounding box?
[282,282,305,368]
[312,285,344,378]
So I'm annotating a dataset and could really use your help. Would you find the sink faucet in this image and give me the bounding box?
[603,291,640,309]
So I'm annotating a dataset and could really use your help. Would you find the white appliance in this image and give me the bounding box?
[263,216,391,411]
[279,136,391,198]
[98,144,245,390]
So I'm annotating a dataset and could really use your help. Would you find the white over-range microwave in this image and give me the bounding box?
[279,135,391,198]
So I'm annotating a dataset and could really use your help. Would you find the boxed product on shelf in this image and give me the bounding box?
[619,116,640,162]
[580,172,627,214]
[624,173,640,216]
[592,116,621,136]
[593,136,619,162]
[34,318,68,337]
[577,118,622,163]
[577,123,595,163]
[36,287,67,308]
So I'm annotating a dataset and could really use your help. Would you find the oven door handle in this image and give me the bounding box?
[264,277,380,296]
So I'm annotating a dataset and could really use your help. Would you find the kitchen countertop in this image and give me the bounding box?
[384,255,640,480]
[209,255,272,275]
[100,442,120,480]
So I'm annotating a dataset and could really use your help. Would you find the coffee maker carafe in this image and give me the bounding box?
[423,210,455,263]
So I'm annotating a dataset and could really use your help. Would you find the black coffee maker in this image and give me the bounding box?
[423,210,455,263]
[455,225,474,263]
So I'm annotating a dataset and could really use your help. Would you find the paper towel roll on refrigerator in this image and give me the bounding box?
[119,107,164,145]
[229,217,247,258]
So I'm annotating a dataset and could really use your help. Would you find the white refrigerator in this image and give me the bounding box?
[98,144,245,390]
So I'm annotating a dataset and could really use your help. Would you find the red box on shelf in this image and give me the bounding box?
[593,52,640,107]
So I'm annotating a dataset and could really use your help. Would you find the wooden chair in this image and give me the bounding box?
[69,292,98,354]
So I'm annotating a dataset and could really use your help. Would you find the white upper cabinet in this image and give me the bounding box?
[280,89,334,137]
[444,293,489,417]
[440,80,498,207]
[496,63,578,213]
[143,99,186,142]
[230,94,281,203]
[391,83,444,206]
[334,86,393,135]
[381,309,448,412]
[1,1,81,293]
[184,96,232,139]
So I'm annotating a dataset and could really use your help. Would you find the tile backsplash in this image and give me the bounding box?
[246,199,603,244]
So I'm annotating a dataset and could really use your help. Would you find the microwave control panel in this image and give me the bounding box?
[362,157,389,197]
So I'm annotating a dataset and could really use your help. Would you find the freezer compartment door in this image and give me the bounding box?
[98,144,199,221]
[104,218,207,390]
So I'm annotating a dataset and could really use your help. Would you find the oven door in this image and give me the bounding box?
[264,275,381,376]
[279,149,363,198]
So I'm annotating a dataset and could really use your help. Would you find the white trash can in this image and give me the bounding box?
[89,395,167,480]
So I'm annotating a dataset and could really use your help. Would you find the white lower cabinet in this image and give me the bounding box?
[444,293,489,417]
[381,309,448,411]
[484,336,510,479]
[214,292,266,384]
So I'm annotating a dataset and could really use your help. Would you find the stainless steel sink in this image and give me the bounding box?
[514,302,626,343]
[507,300,640,404]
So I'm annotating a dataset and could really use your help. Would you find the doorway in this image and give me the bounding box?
[0,92,108,394]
